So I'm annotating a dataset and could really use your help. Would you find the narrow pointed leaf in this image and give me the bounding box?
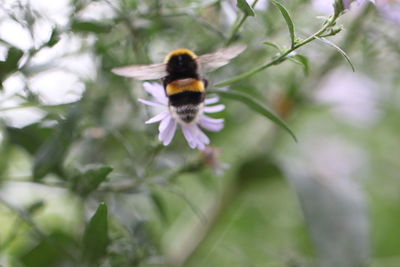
[46,27,60,47]
[271,0,295,48]
[0,47,24,87]
[289,54,309,75]
[82,203,109,265]
[237,0,255,16]
[70,166,113,197]
[315,36,355,72]
[150,191,168,223]
[263,41,281,51]
[71,20,112,33]
[210,89,297,141]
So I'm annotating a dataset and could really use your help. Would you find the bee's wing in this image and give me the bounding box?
[197,45,246,72]
[111,63,167,80]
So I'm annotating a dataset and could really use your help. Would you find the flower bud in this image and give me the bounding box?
[333,0,346,16]
[333,0,375,16]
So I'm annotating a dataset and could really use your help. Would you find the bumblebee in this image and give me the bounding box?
[112,45,246,123]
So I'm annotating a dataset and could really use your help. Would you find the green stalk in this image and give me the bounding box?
[225,0,260,46]
[216,14,339,87]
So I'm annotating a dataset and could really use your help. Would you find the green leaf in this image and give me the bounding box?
[33,106,80,180]
[6,123,53,155]
[237,0,255,16]
[263,41,281,51]
[150,191,168,223]
[82,203,109,265]
[271,0,295,48]
[20,232,77,267]
[70,166,113,197]
[237,155,283,187]
[71,20,112,33]
[315,36,355,72]
[289,54,309,75]
[46,28,60,47]
[210,89,297,141]
[5,47,24,67]
[285,168,369,267]
[0,47,24,87]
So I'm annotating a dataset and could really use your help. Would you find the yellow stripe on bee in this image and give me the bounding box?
[166,78,205,95]
[164,48,197,63]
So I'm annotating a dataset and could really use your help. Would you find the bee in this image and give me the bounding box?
[112,45,246,123]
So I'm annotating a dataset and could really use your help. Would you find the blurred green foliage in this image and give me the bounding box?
[0,0,399,267]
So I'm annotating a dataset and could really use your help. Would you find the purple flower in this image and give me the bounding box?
[139,82,225,150]
[314,68,380,126]
[316,0,375,14]
[347,0,375,8]
[377,0,400,24]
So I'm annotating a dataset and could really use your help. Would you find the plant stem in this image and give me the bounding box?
[226,15,248,46]
[172,6,377,264]
[225,0,259,46]
[216,14,338,87]
[0,196,46,239]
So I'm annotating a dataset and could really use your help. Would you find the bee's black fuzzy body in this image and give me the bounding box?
[163,49,206,123]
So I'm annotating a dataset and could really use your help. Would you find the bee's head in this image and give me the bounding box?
[164,48,197,62]
[165,49,198,77]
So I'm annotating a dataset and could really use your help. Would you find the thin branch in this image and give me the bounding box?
[0,196,46,239]
[225,0,260,46]
[216,13,340,87]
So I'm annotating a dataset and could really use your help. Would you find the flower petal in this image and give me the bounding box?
[158,117,177,146]
[205,96,220,105]
[181,125,197,149]
[145,112,169,124]
[198,115,224,132]
[191,125,209,145]
[200,115,224,124]
[143,82,168,105]
[158,116,171,140]
[199,121,224,132]
[162,121,177,145]
[191,125,210,150]
[204,104,225,113]
[180,124,210,150]
[138,98,164,107]
[159,115,172,133]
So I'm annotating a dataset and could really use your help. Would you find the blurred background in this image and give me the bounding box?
[0,0,399,266]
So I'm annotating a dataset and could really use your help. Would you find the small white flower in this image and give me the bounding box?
[138,82,225,150]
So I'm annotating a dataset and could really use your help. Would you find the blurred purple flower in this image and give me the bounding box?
[139,82,225,150]
[376,0,400,24]
[313,0,374,13]
[298,136,366,181]
[343,0,375,9]
[314,69,380,126]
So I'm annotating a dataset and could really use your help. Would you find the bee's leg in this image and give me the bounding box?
[202,78,209,89]
[161,77,167,88]
[161,77,169,96]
